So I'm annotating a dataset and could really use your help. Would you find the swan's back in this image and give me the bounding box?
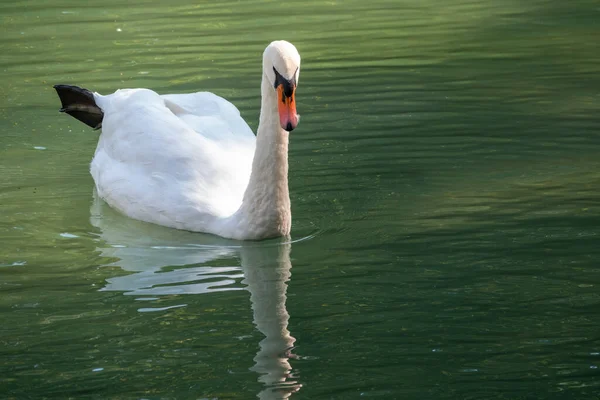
[91,88,256,231]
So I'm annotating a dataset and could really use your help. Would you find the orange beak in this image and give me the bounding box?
[277,84,298,132]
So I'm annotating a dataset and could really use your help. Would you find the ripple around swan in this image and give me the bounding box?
[101,263,245,296]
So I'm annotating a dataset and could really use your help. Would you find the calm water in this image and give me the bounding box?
[2,0,600,398]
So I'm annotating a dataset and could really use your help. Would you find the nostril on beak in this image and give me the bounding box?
[286,122,294,132]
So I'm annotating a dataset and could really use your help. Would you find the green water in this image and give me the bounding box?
[2,0,600,398]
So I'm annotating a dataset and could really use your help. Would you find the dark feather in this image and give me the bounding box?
[53,84,104,130]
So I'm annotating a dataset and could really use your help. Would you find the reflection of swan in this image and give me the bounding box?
[55,40,301,240]
[91,193,301,398]
[91,192,244,296]
[242,242,302,399]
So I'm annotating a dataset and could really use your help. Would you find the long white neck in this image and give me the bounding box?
[232,71,291,240]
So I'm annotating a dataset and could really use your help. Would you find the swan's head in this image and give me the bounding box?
[263,41,301,132]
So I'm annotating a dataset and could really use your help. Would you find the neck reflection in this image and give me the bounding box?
[241,242,301,399]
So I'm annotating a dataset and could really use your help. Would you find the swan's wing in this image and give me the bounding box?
[158,92,256,215]
[161,92,255,144]
[91,89,255,229]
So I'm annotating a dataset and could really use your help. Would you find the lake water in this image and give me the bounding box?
[2,0,600,398]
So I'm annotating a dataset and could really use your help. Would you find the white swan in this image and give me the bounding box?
[54,40,301,240]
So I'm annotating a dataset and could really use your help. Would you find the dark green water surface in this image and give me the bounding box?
[2,0,600,398]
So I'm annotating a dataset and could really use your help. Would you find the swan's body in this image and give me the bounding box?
[92,89,257,237]
[55,41,301,240]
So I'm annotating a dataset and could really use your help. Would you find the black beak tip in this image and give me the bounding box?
[285,122,294,132]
